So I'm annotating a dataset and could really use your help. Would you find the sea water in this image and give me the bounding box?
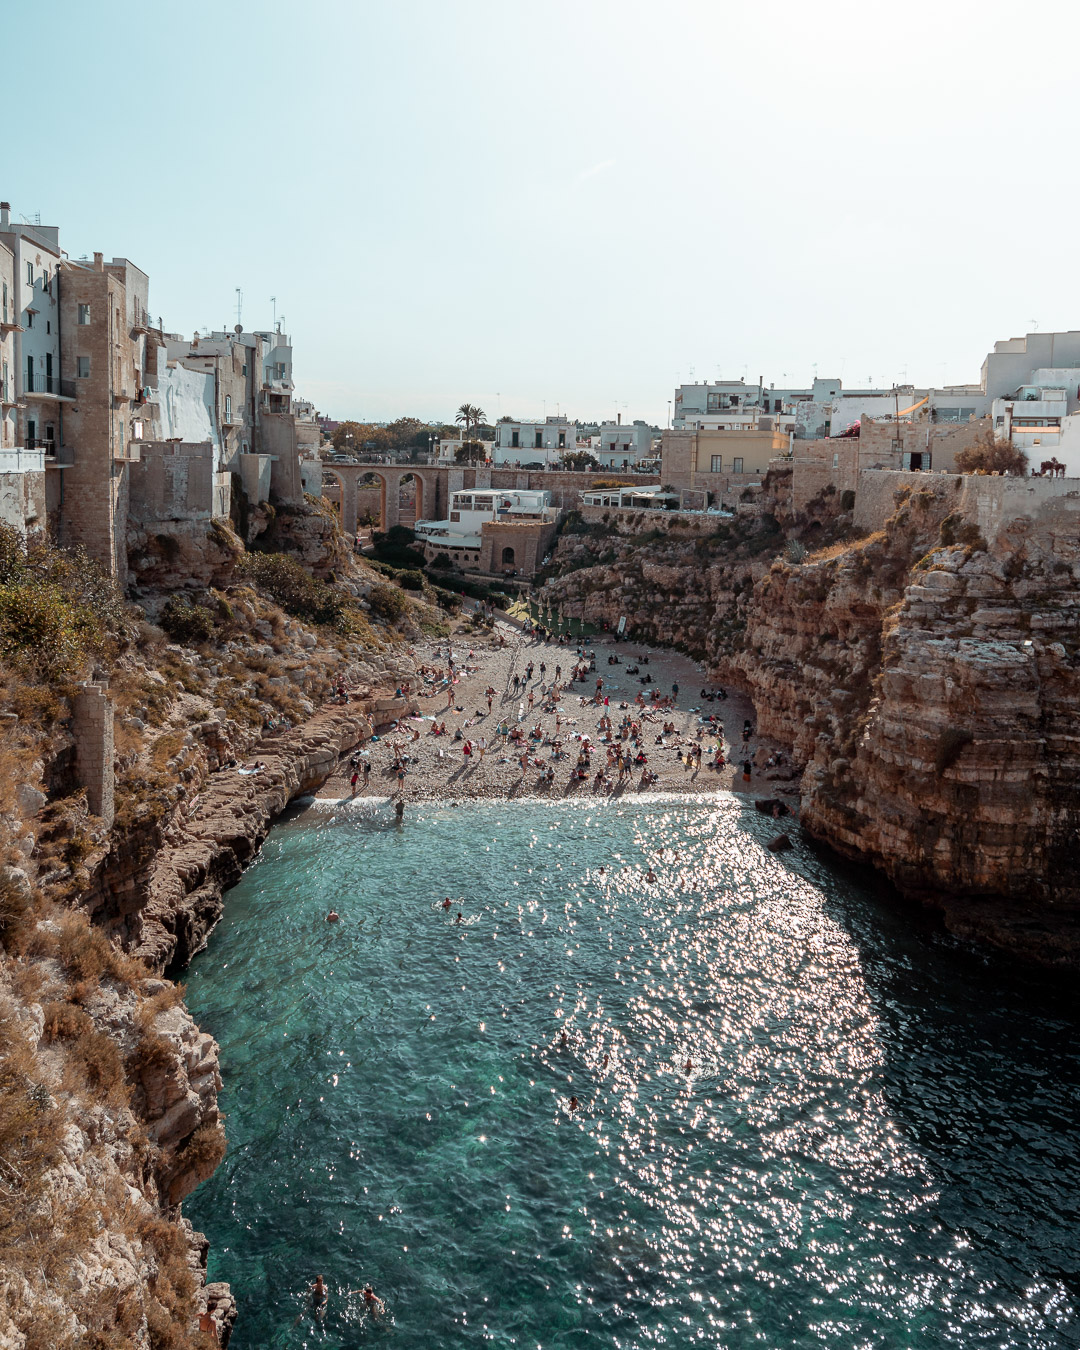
[183,796,1080,1349]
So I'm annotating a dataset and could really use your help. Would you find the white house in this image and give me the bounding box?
[414,487,556,567]
[596,421,655,468]
[493,416,576,467]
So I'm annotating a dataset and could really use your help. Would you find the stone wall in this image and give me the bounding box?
[578,504,730,536]
[957,473,1080,546]
[853,470,964,532]
[72,682,114,828]
[129,441,215,523]
[0,454,45,536]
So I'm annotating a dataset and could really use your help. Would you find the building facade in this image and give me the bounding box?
[493,416,576,467]
[596,421,654,468]
[414,487,557,574]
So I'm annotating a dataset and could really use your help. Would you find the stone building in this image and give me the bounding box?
[54,253,151,580]
[661,427,791,498]
[414,486,557,576]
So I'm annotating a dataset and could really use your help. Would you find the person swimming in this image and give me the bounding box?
[442,897,452,910]
[311,1275,327,1317]
[326,910,340,923]
[362,1286,386,1316]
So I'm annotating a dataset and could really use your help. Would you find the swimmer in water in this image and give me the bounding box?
[311,1275,327,1317]
[560,1029,568,1048]
[362,1286,386,1316]
[569,1095,580,1112]
[684,1057,693,1075]
[645,868,657,884]
[456,912,463,924]
[326,910,340,923]
[443,897,452,910]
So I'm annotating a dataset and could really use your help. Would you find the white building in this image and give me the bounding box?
[414,487,556,565]
[493,416,576,467]
[596,421,655,468]
[0,203,65,463]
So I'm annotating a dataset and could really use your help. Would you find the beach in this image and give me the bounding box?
[319,617,798,804]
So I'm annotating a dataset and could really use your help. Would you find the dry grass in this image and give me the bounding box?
[805,530,884,565]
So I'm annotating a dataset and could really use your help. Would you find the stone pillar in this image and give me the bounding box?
[72,683,115,829]
[342,473,358,537]
[383,474,400,529]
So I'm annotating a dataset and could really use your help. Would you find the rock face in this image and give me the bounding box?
[133,705,373,972]
[724,483,1080,966]
[542,472,1080,967]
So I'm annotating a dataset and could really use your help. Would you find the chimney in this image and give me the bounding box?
[617,411,621,424]
[93,251,104,272]
[0,202,9,228]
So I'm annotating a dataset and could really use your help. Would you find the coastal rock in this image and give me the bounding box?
[133,705,374,971]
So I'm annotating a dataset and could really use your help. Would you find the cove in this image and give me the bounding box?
[183,795,1080,1349]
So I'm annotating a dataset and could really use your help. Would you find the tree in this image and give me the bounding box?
[455,441,486,464]
[455,403,487,438]
[561,450,600,471]
[954,432,1028,477]
[331,421,391,455]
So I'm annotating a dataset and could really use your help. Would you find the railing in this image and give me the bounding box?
[23,373,62,394]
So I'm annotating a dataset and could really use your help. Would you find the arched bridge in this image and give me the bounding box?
[319,463,461,535]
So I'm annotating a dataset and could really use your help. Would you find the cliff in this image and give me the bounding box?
[541,474,1080,968]
[0,510,439,1345]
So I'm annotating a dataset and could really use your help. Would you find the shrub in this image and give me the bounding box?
[0,524,130,678]
[160,596,215,644]
[368,582,409,623]
[430,552,452,570]
[395,568,426,591]
[237,551,348,629]
[785,539,807,564]
[954,432,1028,477]
[370,525,427,569]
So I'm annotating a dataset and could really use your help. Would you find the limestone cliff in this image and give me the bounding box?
[542,475,1080,967]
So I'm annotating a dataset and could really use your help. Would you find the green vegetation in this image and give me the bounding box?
[369,525,427,570]
[159,596,215,644]
[0,524,129,679]
[237,551,350,629]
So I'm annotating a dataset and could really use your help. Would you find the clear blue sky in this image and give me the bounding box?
[7,0,1079,425]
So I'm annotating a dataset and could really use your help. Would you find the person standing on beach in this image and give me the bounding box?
[477,735,487,762]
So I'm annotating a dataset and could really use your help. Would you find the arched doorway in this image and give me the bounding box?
[321,469,345,520]
[397,473,417,527]
[501,545,516,568]
[356,472,386,531]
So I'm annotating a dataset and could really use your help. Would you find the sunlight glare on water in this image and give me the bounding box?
[184,796,1080,1349]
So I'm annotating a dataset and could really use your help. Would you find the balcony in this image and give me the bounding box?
[23,374,75,401]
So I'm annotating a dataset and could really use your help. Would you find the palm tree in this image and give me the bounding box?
[455,403,487,438]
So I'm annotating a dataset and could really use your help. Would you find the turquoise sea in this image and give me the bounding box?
[184,795,1080,1349]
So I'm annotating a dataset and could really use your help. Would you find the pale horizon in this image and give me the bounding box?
[7,0,1080,427]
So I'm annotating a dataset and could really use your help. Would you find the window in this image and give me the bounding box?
[534,430,543,449]
[78,304,91,325]
[733,457,744,473]
[832,453,839,469]
[133,419,144,440]
[25,311,32,329]
[26,262,33,286]
[44,423,54,445]
[242,363,247,376]
[2,281,7,322]
[225,394,232,421]
[77,356,90,378]
[710,455,723,472]
[511,430,519,448]
[558,431,566,448]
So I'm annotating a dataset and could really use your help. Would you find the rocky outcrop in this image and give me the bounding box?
[132,704,374,972]
[724,481,1080,967]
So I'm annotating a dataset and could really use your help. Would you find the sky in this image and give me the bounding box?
[7,0,1080,426]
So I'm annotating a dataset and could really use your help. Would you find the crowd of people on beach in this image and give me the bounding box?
[338,625,761,801]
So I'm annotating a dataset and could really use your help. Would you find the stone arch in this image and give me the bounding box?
[501,545,516,567]
[396,472,418,527]
[334,468,390,536]
[321,467,345,522]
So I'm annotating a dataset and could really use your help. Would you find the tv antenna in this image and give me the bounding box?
[235,288,243,326]
[271,296,277,329]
